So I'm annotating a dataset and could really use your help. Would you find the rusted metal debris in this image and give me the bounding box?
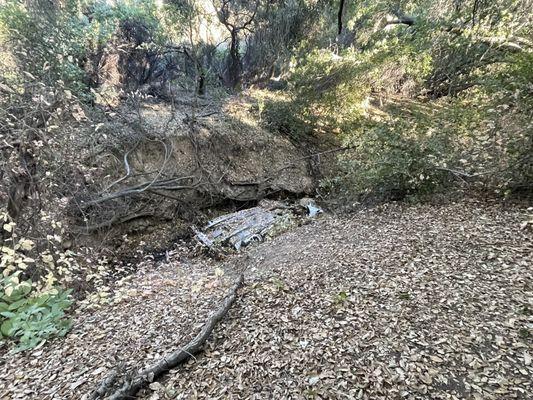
[194,200,323,250]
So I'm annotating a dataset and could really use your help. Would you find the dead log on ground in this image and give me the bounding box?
[90,273,244,400]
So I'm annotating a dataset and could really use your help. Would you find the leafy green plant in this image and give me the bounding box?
[0,275,73,352]
[518,328,530,340]
[334,291,349,306]
[0,0,89,95]
[1,214,74,352]
[270,277,288,293]
[398,291,411,300]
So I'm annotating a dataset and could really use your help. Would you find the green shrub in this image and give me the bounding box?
[0,0,89,95]
[0,276,73,352]
[0,0,169,99]
[88,0,163,45]
[260,12,532,202]
[337,128,453,200]
[1,214,74,352]
[260,95,314,141]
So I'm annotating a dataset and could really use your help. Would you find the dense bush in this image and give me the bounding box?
[0,0,90,95]
[259,0,532,202]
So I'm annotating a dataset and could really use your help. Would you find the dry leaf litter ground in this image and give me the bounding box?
[1,200,531,400]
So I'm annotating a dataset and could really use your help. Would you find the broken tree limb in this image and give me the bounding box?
[89,371,118,400]
[72,211,154,233]
[104,142,139,192]
[228,146,356,188]
[81,176,198,208]
[91,274,244,400]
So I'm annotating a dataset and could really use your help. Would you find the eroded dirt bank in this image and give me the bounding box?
[73,95,330,256]
[1,200,531,399]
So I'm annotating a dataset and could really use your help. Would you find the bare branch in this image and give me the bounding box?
[91,274,245,399]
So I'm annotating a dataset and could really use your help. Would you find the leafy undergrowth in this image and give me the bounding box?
[0,278,72,352]
[1,214,74,353]
[0,199,531,399]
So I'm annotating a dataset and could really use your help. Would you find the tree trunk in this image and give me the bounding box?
[226,29,242,89]
[338,0,346,36]
[196,65,206,96]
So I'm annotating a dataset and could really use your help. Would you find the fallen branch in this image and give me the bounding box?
[91,274,244,400]
[89,371,118,400]
[72,211,155,234]
[229,146,355,187]
[104,142,139,192]
[435,166,495,179]
[81,176,198,208]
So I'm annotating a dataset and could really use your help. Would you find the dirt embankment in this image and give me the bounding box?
[70,17,335,253]
[72,94,335,255]
[135,97,316,202]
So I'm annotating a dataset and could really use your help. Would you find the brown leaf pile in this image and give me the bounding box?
[1,200,531,400]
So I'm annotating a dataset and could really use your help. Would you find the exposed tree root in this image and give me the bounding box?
[90,274,244,400]
[89,371,118,400]
[73,211,155,233]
